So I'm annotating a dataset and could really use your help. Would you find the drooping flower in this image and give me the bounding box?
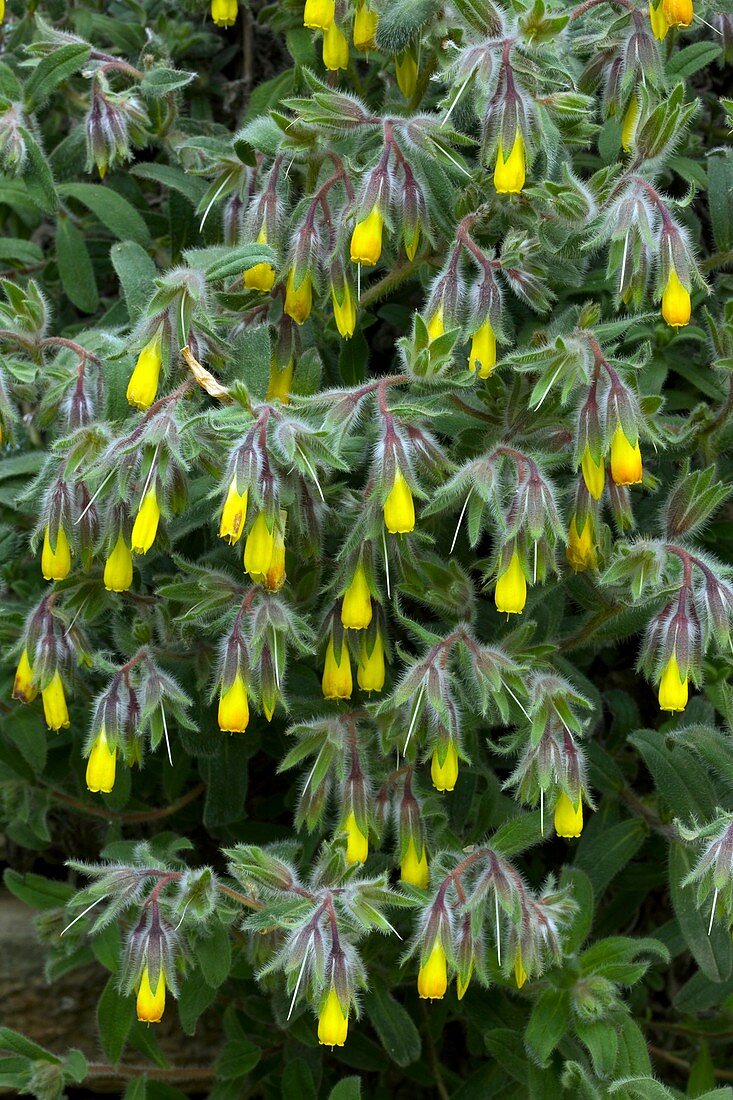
[104,535,133,592]
[468,319,497,378]
[353,1,378,50]
[304,0,335,29]
[244,224,275,292]
[566,514,597,573]
[350,206,383,266]
[384,469,415,534]
[395,49,418,99]
[341,563,372,630]
[127,334,162,411]
[581,444,605,500]
[610,426,642,486]
[658,653,689,713]
[322,635,353,700]
[137,965,166,1023]
[284,268,312,325]
[431,742,459,792]
[42,671,70,731]
[401,839,429,888]
[318,988,348,1047]
[495,550,527,615]
[661,269,691,328]
[244,511,275,578]
[554,792,584,839]
[266,358,295,403]
[331,282,357,339]
[218,479,248,545]
[42,524,71,581]
[663,0,692,27]
[494,133,526,195]
[323,21,349,71]
[418,940,448,1000]
[211,0,238,26]
[86,727,117,794]
[218,673,250,732]
[357,632,385,692]
[344,811,368,863]
[13,649,37,703]
[131,487,160,555]
[649,0,669,38]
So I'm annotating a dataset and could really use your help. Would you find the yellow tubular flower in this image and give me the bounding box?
[514,951,528,989]
[427,305,445,343]
[304,0,335,29]
[494,132,526,195]
[266,358,295,403]
[86,728,117,794]
[468,319,497,378]
[431,742,459,792]
[332,283,357,339]
[341,564,372,630]
[661,269,691,328]
[344,811,368,863]
[350,206,383,266]
[395,50,417,99]
[658,654,689,713]
[318,988,348,1047]
[127,335,162,412]
[357,633,385,693]
[566,515,597,573]
[353,2,378,49]
[621,96,639,153]
[219,480,248,545]
[13,649,37,703]
[384,469,415,534]
[663,0,692,25]
[131,487,160,555]
[649,0,669,38]
[244,225,275,292]
[284,269,312,325]
[42,524,71,582]
[218,673,250,732]
[263,519,286,592]
[554,792,584,839]
[322,636,353,700]
[211,0,238,26]
[418,941,447,1000]
[104,535,133,593]
[137,965,165,1023]
[401,839,429,889]
[610,426,643,486]
[495,551,527,615]
[244,511,275,578]
[581,444,605,500]
[323,20,349,70]
[42,671,70,731]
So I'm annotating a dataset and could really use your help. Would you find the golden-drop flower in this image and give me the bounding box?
[658,654,689,713]
[86,727,117,794]
[495,550,527,615]
[418,941,447,1000]
[494,132,526,195]
[554,792,584,839]
[431,742,459,792]
[137,965,166,1023]
[317,988,348,1047]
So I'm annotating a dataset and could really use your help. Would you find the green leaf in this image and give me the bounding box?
[215,1038,261,1080]
[21,129,58,213]
[669,842,732,982]
[281,1059,316,1100]
[524,989,570,1066]
[123,1077,148,1100]
[629,729,716,819]
[574,818,647,895]
[24,43,91,111]
[97,977,135,1064]
[574,1018,618,1078]
[328,1078,362,1100]
[177,970,217,1035]
[0,1028,59,1062]
[0,238,44,265]
[3,868,73,909]
[666,41,721,80]
[130,163,208,206]
[363,983,421,1067]
[708,150,733,253]
[140,67,195,95]
[194,921,232,988]
[56,216,99,314]
[376,0,441,52]
[110,240,158,323]
[59,183,151,246]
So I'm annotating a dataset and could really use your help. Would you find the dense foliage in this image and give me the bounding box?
[1,0,733,1097]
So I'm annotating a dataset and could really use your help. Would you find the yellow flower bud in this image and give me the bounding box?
[137,965,165,1023]
[610,426,642,486]
[284,268,312,325]
[658,654,689,713]
[649,0,669,38]
[211,0,238,26]
[262,518,286,592]
[341,564,372,630]
[661,269,691,328]
[404,225,420,261]
[344,810,368,863]
[621,96,639,153]
[322,635,353,700]
[127,334,162,411]
[554,792,583,839]
[495,550,527,615]
[13,648,37,703]
[427,305,445,343]
[244,511,275,578]
[323,20,349,71]
[353,1,378,49]
[86,727,117,794]
[350,205,383,266]
[332,283,357,339]
[218,673,250,732]
[494,132,526,195]
[42,524,71,581]
[514,951,528,989]
[384,469,415,534]
[304,0,335,30]
[663,0,692,26]
[468,319,497,378]
[581,444,605,500]
[219,479,248,545]
[395,49,417,99]
[418,940,447,1000]
[431,742,459,792]
[401,838,429,889]
[357,632,385,693]
[244,224,275,292]
[456,964,473,1001]
[42,670,70,731]
[566,514,597,573]
[318,988,348,1047]
[131,487,160,555]
[104,535,133,592]
[266,358,295,403]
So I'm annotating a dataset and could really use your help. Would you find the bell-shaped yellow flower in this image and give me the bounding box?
[357,632,385,693]
[610,426,642,486]
[86,727,117,794]
[127,334,162,411]
[554,792,584,839]
[495,550,527,615]
[401,838,429,888]
[332,283,357,338]
[318,988,348,1047]
[344,810,368,863]
[384,469,415,534]
[304,0,335,30]
[137,965,165,1023]
[266,358,295,403]
[663,0,692,26]
[341,564,372,630]
[244,511,275,578]
[621,96,639,153]
[468,319,497,378]
[427,305,445,343]
[323,20,349,71]
[218,673,250,732]
[211,0,238,26]
[42,670,70,731]
[244,224,275,292]
[131,487,160,555]
[649,0,669,39]
[284,268,312,325]
[581,444,605,500]
[350,206,383,266]
[13,648,37,703]
[219,479,248,545]
[661,269,691,328]
[566,515,597,573]
[494,132,526,195]
[395,50,417,99]
[418,940,447,1000]
[322,635,353,700]
[42,524,71,582]
[104,535,133,593]
[514,951,527,989]
[431,742,459,792]
[353,1,378,50]
[658,653,689,713]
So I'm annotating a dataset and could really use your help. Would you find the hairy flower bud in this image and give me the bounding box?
[284,268,312,325]
[127,334,162,411]
[621,96,639,153]
[581,444,605,500]
[219,672,250,732]
[13,648,37,703]
[566,514,597,573]
[494,133,526,195]
[131,487,160,555]
[395,48,418,99]
[514,950,528,989]
[468,319,497,379]
[331,282,357,339]
[649,0,669,37]
[344,810,368,863]
[266,357,295,403]
[353,1,378,50]
[219,479,248,545]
